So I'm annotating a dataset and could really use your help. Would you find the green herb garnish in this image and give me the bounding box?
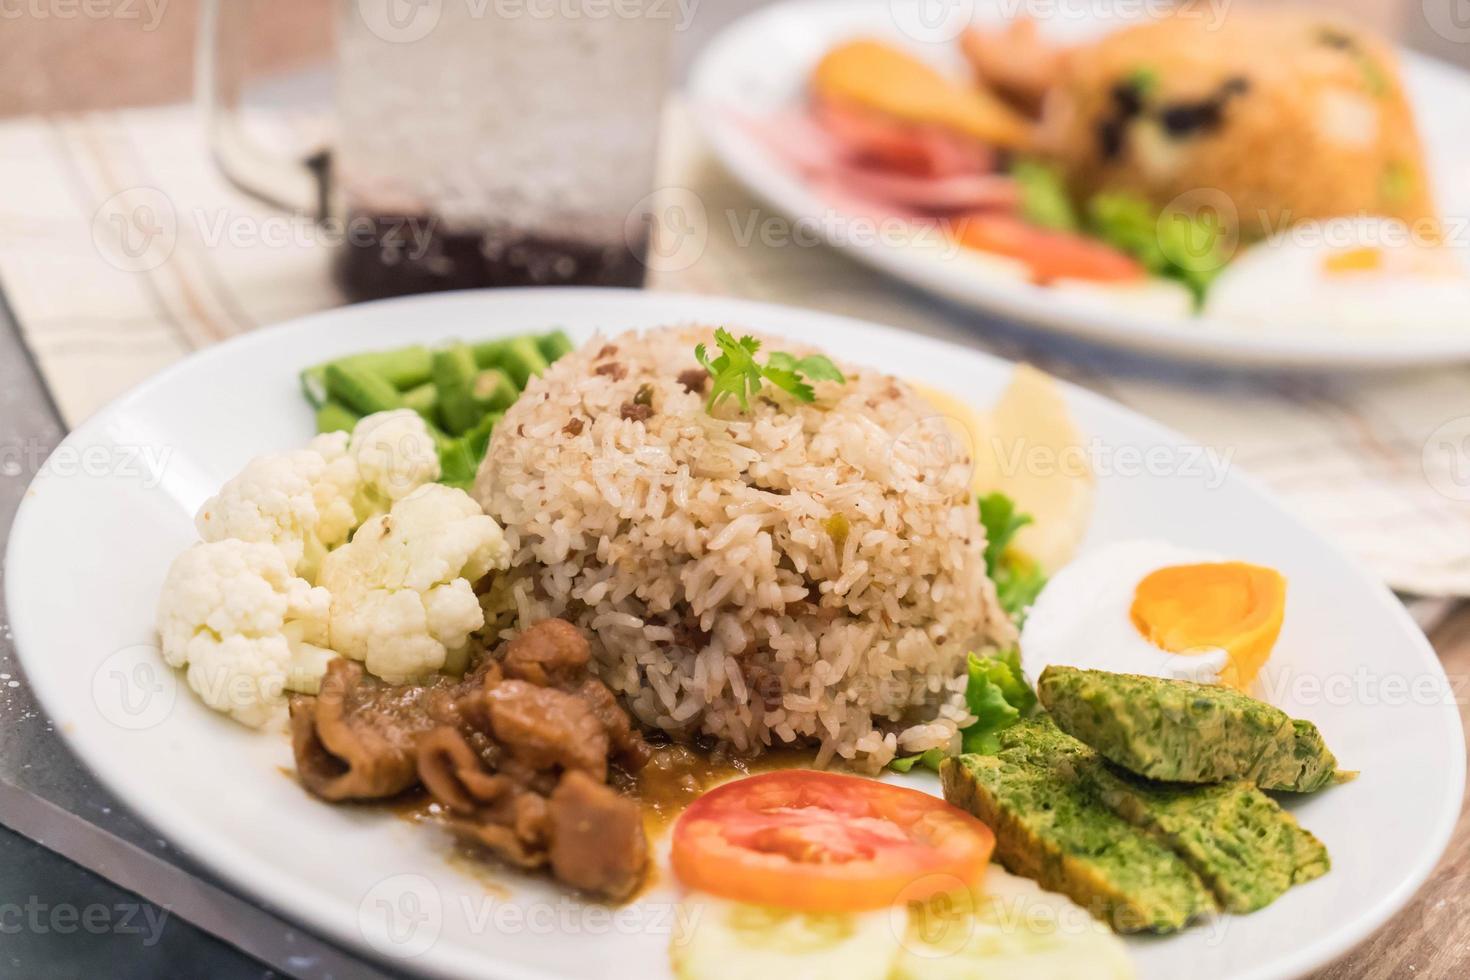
[694,329,845,413]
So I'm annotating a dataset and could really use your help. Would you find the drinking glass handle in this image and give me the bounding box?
[196,0,328,216]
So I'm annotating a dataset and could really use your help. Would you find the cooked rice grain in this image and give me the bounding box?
[474,326,1015,769]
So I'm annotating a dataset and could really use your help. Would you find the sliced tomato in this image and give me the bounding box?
[953,214,1145,283]
[670,770,995,912]
[812,97,995,178]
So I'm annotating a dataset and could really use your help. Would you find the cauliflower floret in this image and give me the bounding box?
[156,540,335,727]
[350,409,441,509]
[319,483,510,684]
[195,411,438,581]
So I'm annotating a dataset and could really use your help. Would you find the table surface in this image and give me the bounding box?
[1,1,1468,976]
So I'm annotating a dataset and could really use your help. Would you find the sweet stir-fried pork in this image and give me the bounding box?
[290,660,450,801]
[289,619,651,899]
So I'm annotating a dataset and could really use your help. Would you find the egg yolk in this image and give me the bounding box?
[1324,246,1383,275]
[1129,562,1287,690]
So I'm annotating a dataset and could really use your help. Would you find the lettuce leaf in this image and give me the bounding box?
[993,551,1047,623]
[978,492,1047,622]
[1012,161,1079,232]
[890,650,1037,771]
[1085,192,1227,303]
[887,498,1048,772]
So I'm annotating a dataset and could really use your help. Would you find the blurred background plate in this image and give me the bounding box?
[689,0,1470,368]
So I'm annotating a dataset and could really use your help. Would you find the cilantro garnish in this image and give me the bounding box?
[693,329,845,413]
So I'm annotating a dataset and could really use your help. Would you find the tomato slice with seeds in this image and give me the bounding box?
[953,213,1145,283]
[670,770,995,912]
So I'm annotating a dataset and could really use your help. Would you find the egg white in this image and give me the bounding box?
[1019,538,1233,685]
[1204,216,1470,333]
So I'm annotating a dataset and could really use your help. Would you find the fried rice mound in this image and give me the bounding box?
[473,325,1015,770]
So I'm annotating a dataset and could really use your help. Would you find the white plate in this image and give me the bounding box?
[6,288,1463,980]
[687,0,1470,368]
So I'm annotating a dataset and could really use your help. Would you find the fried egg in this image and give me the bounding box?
[1019,539,1286,691]
[1204,216,1470,332]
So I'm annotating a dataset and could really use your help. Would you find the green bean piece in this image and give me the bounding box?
[433,343,478,391]
[537,330,575,362]
[402,382,439,426]
[438,436,479,488]
[325,362,404,415]
[337,345,433,389]
[471,338,513,369]
[439,393,481,436]
[434,344,482,435]
[315,400,360,435]
[472,368,519,413]
[463,411,503,461]
[496,336,549,388]
[423,421,455,456]
[300,365,330,408]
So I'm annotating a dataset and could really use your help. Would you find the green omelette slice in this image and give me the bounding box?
[942,720,1217,934]
[1059,753,1331,913]
[1037,666,1345,792]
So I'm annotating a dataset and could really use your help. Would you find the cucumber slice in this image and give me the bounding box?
[891,869,1135,980]
[670,898,896,980]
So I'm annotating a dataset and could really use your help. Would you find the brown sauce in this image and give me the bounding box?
[283,735,825,902]
[619,742,823,835]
